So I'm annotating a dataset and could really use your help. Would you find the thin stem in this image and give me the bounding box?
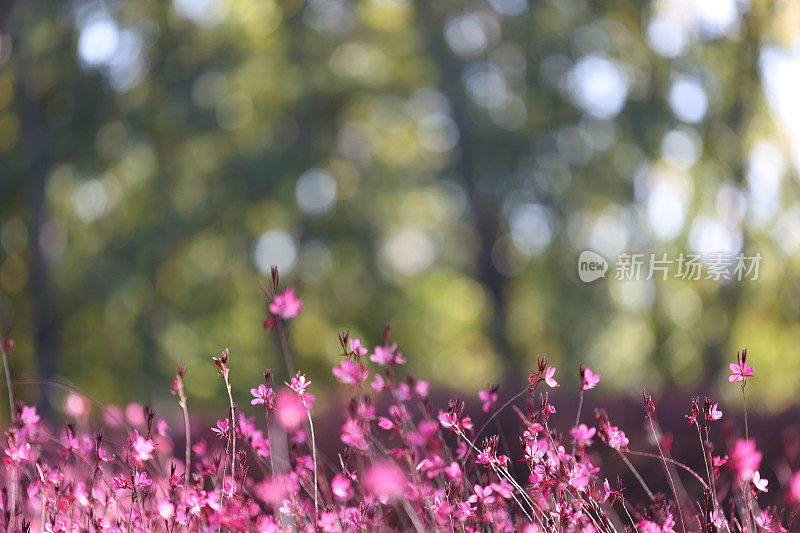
[177,384,191,490]
[572,389,584,454]
[276,323,296,376]
[3,344,15,530]
[2,346,15,422]
[624,449,708,489]
[574,390,584,429]
[695,424,713,496]
[305,405,319,523]
[616,450,655,501]
[619,498,638,531]
[475,386,527,442]
[9,466,16,530]
[741,480,754,533]
[174,374,192,533]
[400,497,424,531]
[132,468,147,528]
[265,407,276,475]
[453,425,540,525]
[495,469,534,523]
[647,417,686,533]
[40,487,47,530]
[742,384,749,440]
[223,375,237,498]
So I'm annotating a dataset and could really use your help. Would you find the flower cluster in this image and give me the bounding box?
[0,289,796,533]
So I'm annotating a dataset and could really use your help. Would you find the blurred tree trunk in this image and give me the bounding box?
[414,1,518,379]
[3,2,57,414]
[19,89,56,414]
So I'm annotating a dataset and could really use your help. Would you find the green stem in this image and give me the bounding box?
[616,450,655,501]
[2,346,15,422]
[305,405,319,523]
[574,390,584,428]
[742,384,749,440]
[648,418,686,533]
[277,323,295,376]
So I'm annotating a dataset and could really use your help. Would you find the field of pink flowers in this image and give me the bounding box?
[1,269,798,532]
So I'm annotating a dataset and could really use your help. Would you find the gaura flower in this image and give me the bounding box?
[269,289,303,320]
[729,349,754,383]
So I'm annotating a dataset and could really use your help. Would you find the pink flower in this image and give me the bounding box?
[707,402,722,421]
[97,447,114,462]
[287,372,311,397]
[371,374,386,391]
[4,442,31,464]
[269,288,303,320]
[349,338,368,357]
[370,344,405,367]
[635,514,676,533]
[581,367,601,391]
[445,461,462,481]
[567,462,591,491]
[223,478,236,497]
[19,405,40,428]
[378,416,396,431]
[131,431,155,462]
[752,470,768,492]
[134,471,152,490]
[64,392,90,418]
[251,431,271,458]
[212,348,230,379]
[331,474,353,501]
[729,349,754,383]
[789,470,800,503]
[570,424,596,447]
[529,357,559,389]
[110,474,129,492]
[478,386,498,413]
[431,496,454,520]
[635,519,663,533]
[250,384,275,407]
[363,461,407,501]
[602,478,622,504]
[437,409,472,432]
[730,439,762,481]
[332,359,368,385]
[257,515,280,532]
[476,436,508,468]
[211,419,230,439]
[606,426,629,450]
[275,390,306,432]
[754,510,782,531]
[468,484,495,506]
[340,418,369,451]
[524,440,545,463]
[438,410,458,430]
[543,366,559,388]
[74,483,90,507]
[114,471,151,493]
[711,509,726,528]
[158,500,175,520]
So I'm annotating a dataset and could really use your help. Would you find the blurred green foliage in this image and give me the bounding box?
[1,0,800,413]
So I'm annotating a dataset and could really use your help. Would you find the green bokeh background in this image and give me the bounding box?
[1,0,799,414]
